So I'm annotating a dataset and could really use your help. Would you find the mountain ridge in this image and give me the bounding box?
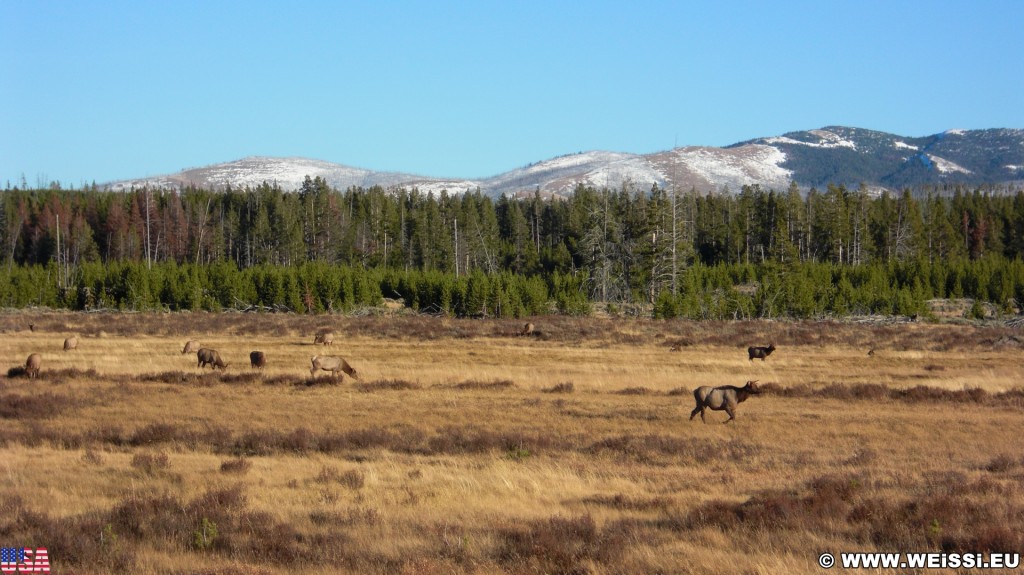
[105,127,1024,197]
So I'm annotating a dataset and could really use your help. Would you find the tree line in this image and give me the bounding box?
[1,177,1023,318]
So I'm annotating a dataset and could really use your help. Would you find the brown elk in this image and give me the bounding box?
[197,348,228,370]
[63,336,79,351]
[310,355,358,381]
[250,351,266,369]
[690,380,761,424]
[182,340,202,354]
[747,344,776,362]
[313,332,335,346]
[25,353,41,379]
[521,322,535,337]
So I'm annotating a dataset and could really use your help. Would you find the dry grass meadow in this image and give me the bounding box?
[1,311,1023,574]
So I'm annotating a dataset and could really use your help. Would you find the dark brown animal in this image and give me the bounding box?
[313,332,335,346]
[63,336,79,351]
[25,353,41,379]
[690,380,760,424]
[310,355,358,380]
[182,340,201,354]
[521,322,534,336]
[250,351,266,369]
[197,348,228,370]
[747,344,776,362]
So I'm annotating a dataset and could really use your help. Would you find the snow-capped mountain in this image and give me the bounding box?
[105,127,1024,197]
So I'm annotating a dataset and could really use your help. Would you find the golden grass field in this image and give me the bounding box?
[1,311,1023,574]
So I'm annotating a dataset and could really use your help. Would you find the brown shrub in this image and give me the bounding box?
[316,466,365,490]
[683,475,864,533]
[109,492,191,541]
[43,367,101,384]
[129,422,186,446]
[81,449,105,466]
[356,379,421,392]
[426,425,555,455]
[130,452,170,474]
[310,506,379,527]
[446,379,516,390]
[6,366,27,378]
[0,392,78,419]
[542,382,575,394]
[983,454,1021,473]
[580,493,673,512]
[262,374,304,386]
[614,386,655,395]
[753,382,785,395]
[174,566,274,575]
[238,511,303,564]
[220,457,252,475]
[676,472,1024,555]
[227,424,430,457]
[496,514,628,573]
[218,372,262,385]
[587,434,758,464]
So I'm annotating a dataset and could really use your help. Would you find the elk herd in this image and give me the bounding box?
[15,323,775,424]
[179,331,359,382]
[17,329,360,384]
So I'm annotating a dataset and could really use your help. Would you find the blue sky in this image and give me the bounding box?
[2,0,1022,187]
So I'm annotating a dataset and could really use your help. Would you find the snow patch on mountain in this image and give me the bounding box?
[893,141,918,151]
[927,154,972,175]
[672,145,791,190]
[764,129,857,150]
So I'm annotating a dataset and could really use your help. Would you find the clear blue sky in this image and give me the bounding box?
[2,0,1022,188]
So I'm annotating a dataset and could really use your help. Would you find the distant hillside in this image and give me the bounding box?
[737,127,1024,189]
[106,127,1024,197]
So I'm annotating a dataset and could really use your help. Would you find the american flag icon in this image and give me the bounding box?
[0,548,49,573]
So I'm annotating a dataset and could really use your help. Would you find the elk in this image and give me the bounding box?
[747,344,776,362]
[690,380,760,424]
[310,355,358,381]
[25,353,41,379]
[521,322,535,337]
[63,336,79,351]
[249,351,266,369]
[313,332,335,346]
[197,348,228,370]
[182,340,201,354]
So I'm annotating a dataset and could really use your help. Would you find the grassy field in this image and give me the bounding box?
[1,311,1023,574]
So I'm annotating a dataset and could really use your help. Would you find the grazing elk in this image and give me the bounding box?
[310,355,358,381]
[250,351,266,369]
[182,340,202,354]
[25,353,41,379]
[690,380,760,424]
[313,332,335,346]
[521,322,535,337]
[197,348,228,370]
[747,344,776,362]
[63,336,79,351]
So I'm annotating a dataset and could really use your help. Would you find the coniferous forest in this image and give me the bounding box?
[3,176,1024,319]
